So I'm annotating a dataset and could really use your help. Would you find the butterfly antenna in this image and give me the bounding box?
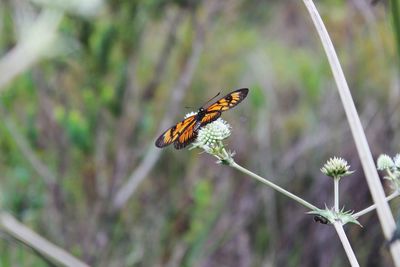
[202,92,220,107]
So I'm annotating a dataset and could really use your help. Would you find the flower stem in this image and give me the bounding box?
[388,169,396,180]
[230,161,318,211]
[354,191,400,219]
[334,178,339,213]
[333,221,360,267]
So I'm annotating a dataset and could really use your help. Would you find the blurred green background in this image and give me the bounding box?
[0,0,399,266]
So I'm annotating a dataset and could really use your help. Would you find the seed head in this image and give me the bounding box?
[321,157,353,179]
[194,119,231,149]
[191,119,234,164]
[377,154,395,171]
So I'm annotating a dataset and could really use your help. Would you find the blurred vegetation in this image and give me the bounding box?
[0,0,399,266]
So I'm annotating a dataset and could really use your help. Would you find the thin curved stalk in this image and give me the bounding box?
[354,191,400,218]
[301,1,400,265]
[230,161,318,211]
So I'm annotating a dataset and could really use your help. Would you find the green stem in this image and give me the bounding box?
[334,178,339,213]
[230,161,318,211]
[388,169,396,180]
[354,191,400,218]
[333,221,360,267]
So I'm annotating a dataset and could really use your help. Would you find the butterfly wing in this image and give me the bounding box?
[155,115,197,148]
[173,121,200,149]
[201,88,248,125]
[200,111,222,126]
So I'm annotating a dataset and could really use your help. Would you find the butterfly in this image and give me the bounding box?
[155,88,249,149]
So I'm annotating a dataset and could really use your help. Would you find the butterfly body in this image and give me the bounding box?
[155,88,248,149]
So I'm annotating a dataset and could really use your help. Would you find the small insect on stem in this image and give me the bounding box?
[314,215,329,224]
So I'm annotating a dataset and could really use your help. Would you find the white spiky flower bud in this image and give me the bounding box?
[377,154,394,171]
[196,119,231,149]
[321,157,353,179]
[191,118,234,165]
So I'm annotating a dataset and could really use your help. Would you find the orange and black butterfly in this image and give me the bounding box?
[155,88,249,149]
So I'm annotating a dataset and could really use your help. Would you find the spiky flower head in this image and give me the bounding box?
[195,119,231,149]
[191,119,234,165]
[377,154,395,171]
[321,157,353,179]
[376,154,400,191]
